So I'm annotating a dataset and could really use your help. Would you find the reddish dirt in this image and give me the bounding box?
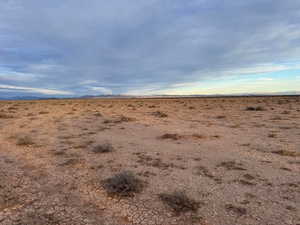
[0,96,299,225]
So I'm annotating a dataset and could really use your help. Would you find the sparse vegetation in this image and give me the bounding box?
[195,166,214,178]
[102,171,143,197]
[58,158,80,167]
[39,111,49,114]
[159,133,182,140]
[152,111,168,118]
[103,115,134,124]
[16,135,34,146]
[272,150,300,157]
[217,161,246,170]
[246,106,265,111]
[192,133,205,139]
[233,179,256,186]
[0,96,299,224]
[268,133,276,138]
[92,143,113,153]
[0,113,13,119]
[159,191,200,214]
[225,204,247,216]
[94,112,102,117]
[136,154,172,170]
[117,115,135,122]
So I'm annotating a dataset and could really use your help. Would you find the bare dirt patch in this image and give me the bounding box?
[0,96,299,225]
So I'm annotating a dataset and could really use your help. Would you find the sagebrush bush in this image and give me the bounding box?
[0,113,13,119]
[245,106,265,111]
[16,135,34,146]
[159,133,181,140]
[159,191,199,214]
[102,171,143,197]
[272,150,300,157]
[92,143,113,153]
[152,111,168,118]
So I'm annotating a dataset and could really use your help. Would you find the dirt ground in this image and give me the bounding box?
[0,96,299,225]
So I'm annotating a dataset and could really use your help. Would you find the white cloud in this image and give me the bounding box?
[0,84,72,95]
[227,64,289,75]
[89,86,112,95]
[184,63,300,84]
[79,80,98,85]
[0,71,42,81]
[1,0,300,96]
[26,64,65,72]
[257,78,274,81]
[170,82,197,88]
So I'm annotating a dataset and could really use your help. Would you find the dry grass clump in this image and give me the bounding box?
[268,133,276,138]
[0,113,14,119]
[225,204,247,216]
[94,112,103,117]
[16,135,35,146]
[151,111,168,118]
[245,106,265,111]
[159,191,200,214]
[117,115,135,122]
[38,111,49,114]
[103,115,135,124]
[136,154,171,170]
[217,161,246,171]
[159,133,182,140]
[58,158,80,167]
[102,171,143,197]
[92,143,113,153]
[191,134,205,139]
[272,150,300,157]
[103,119,114,124]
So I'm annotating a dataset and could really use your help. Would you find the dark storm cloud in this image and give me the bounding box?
[0,0,300,95]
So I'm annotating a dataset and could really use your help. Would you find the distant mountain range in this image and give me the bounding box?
[0,96,60,100]
[0,91,299,100]
[0,95,127,100]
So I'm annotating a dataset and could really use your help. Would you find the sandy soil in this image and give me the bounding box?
[0,96,299,225]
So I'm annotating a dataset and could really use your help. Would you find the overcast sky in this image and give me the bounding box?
[1,0,300,97]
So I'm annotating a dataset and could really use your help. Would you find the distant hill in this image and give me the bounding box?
[0,91,299,100]
[0,96,57,100]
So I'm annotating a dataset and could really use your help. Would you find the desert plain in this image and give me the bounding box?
[0,96,299,225]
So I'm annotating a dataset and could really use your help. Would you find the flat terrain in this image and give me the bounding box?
[0,96,299,225]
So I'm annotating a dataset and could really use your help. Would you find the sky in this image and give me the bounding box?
[0,0,300,98]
